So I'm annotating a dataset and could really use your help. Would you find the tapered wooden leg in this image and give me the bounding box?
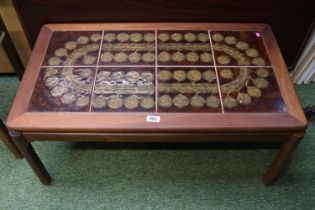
[9,131,51,185]
[0,119,23,159]
[263,133,304,185]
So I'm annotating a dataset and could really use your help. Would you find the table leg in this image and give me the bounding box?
[0,119,23,159]
[263,133,304,185]
[9,131,51,185]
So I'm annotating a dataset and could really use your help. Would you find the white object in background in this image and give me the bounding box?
[292,26,315,84]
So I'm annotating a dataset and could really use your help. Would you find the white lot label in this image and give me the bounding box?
[146,115,160,122]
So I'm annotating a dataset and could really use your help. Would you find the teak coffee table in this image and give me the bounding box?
[7,23,307,186]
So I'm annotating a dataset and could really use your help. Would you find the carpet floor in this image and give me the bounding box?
[0,75,314,210]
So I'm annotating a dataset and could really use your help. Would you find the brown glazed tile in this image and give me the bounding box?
[42,31,102,66]
[211,31,271,66]
[217,67,286,112]
[91,67,156,112]
[157,67,222,112]
[99,31,156,66]
[157,31,214,66]
[28,67,96,111]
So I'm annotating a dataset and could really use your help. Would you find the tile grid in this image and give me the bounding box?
[39,30,276,113]
[154,30,158,113]
[208,30,225,113]
[88,30,105,112]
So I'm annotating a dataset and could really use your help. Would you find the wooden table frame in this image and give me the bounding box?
[6,23,307,186]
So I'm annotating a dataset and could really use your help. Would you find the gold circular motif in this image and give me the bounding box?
[158,33,170,42]
[202,70,216,82]
[186,52,199,62]
[100,52,114,63]
[236,41,249,50]
[103,33,116,42]
[190,95,205,108]
[142,52,155,63]
[124,95,139,109]
[252,57,266,66]
[125,71,140,83]
[223,96,237,109]
[90,33,102,42]
[247,86,262,98]
[129,33,143,42]
[200,52,212,63]
[140,96,155,109]
[65,41,77,50]
[117,33,129,42]
[255,68,269,78]
[114,52,128,63]
[44,68,58,78]
[187,69,202,82]
[75,96,90,107]
[83,55,97,65]
[141,72,154,82]
[61,93,76,105]
[54,48,68,57]
[128,52,141,63]
[158,95,173,108]
[212,33,224,42]
[158,51,171,62]
[173,94,189,108]
[246,48,260,57]
[108,95,123,109]
[158,70,172,82]
[97,71,111,81]
[48,57,63,65]
[217,55,231,65]
[253,77,269,89]
[220,69,233,79]
[172,52,185,62]
[79,68,93,78]
[92,97,107,109]
[224,36,237,45]
[111,71,125,81]
[51,85,67,97]
[236,93,251,105]
[206,95,220,108]
[144,33,155,42]
[173,70,186,82]
[184,32,197,42]
[45,77,59,88]
[77,36,89,45]
[197,33,209,42]
[171,33,183,42]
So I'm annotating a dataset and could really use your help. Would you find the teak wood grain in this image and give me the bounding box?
[6,23,307,133]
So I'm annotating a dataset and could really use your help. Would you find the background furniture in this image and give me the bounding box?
[0,15,24,79]
[0,15,23,158]
[12,0,315,69]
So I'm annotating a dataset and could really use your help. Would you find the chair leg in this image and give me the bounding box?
[0,119,23,159]
[263,133,304,185]
[9,131,51,185]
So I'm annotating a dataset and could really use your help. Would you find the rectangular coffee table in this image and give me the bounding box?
[6,23,307,185]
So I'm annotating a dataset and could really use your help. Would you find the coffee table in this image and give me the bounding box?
[6,23,307,186]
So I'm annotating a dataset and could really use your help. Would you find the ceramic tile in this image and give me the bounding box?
[211,31,271,66]
[157,31,214,66]
[28,67,96,111]
[99,31,156,66]
[157,67,221,112]
[217,67,286,112]
[42,31,102,66]
[91,67,156,112]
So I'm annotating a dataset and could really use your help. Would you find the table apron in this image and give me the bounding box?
[23,132,292,143]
